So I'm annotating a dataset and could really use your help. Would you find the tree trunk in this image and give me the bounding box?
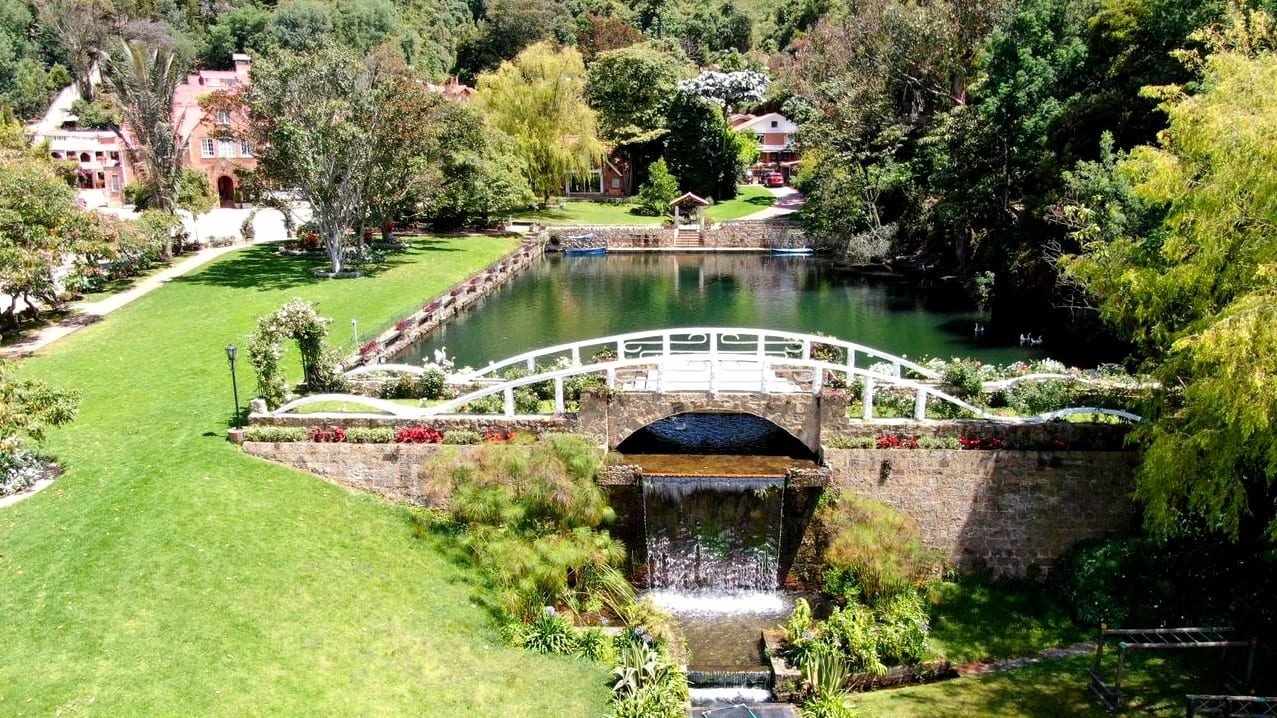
[325,226,344,275]
[381,223,393,243]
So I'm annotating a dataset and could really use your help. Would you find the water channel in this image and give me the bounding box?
[399,253,1050,368]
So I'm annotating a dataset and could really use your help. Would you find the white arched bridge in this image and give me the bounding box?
[269,327,1141,426]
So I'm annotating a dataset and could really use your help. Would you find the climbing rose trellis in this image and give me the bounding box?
[247,298,347,408]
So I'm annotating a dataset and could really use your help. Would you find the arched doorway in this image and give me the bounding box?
[216,175,235,208]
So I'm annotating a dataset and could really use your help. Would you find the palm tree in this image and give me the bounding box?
[102,40,186,216]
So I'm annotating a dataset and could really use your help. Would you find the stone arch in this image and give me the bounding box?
[604,391,822,456]
[617,410,816,459]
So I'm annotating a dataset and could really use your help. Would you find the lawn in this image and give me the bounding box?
[514,184,777,225]
[0,236,612,716]
[853,653,1226,717]
[926,577,1088,664]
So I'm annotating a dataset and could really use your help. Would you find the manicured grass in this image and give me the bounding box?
[0,237,611,716]
[853,654,1223,717]
[514,185,777,225]
[927,577,1088,664]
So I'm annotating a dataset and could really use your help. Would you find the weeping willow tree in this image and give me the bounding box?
[475,42,605,203]
[1065,8,1277,539]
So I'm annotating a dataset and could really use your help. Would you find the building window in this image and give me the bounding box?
[216,111,231,125]
[109,173,121,192]
[219,140,236,158]
[201,138,215,158]
[770,120,778,128]
[239,140,252,157]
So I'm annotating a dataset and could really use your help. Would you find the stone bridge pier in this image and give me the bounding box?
[578,390,837,455]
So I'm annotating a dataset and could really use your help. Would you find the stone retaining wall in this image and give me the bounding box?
[347,238,542,367]
[545,220,808,250]
[243,441,486,505]
[820,447,1139,577]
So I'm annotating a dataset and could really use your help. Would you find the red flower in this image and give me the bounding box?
[308,425,346,442]
[359,340,380,356]
[395,426,443,444]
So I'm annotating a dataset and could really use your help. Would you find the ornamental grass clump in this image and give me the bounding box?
[819,492,941,604]
[420,433,623,621]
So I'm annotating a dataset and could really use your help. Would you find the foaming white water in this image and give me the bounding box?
[646,589,788,615]
[690,687,774,706]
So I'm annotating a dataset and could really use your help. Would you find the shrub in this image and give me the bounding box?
[462,394,504,414]
[0,450,48,496]
[420,368,448,400]
[483,430,517,443]
[379,374,423,400]
[958,435,1004,450]
[241,426,307,442]
[819,492,941,603]
[395,426,443,443]
[634,158,678,217]
[609,640,688,718]
[918,436,961,450]
[441,429,481,445]
[345,427,394,443]
[573,627,613,662]
[514,387,540,414]
[1005,379,1082,415]
[521,609,576,655]
[941,359,984,400]
[307,425,346,442]
[871,591,929,665]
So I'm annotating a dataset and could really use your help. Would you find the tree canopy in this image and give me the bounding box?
[475,42,605,203]
[1065,10,1277,539]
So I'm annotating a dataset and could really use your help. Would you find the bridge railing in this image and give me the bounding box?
[285,355,1143,423]
[443,327,942,385]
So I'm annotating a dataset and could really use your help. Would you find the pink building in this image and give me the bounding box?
[173,53,257,207]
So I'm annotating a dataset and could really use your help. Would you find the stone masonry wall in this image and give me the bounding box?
[243,441,489,505]
[545,220,808,250]
[821,447,1139,577]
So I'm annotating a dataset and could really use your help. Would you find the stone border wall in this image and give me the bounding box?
[243,441,487,505]
[346,238,543,367]
[248,412,571,434]
[545,220,808,250]
[820,447,1139,577]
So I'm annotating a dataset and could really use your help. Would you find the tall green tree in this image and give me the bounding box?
[586,43,690,187]
[419,103,535,229]
[663,91,748,199]
[1066,9,1277,538]
[241,47,430,274]
[475,42,604,203]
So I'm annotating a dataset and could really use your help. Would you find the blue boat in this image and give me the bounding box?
[564,246,608,256]
[771,247,814,256]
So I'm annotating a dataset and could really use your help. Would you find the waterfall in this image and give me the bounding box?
[641,476,786,594]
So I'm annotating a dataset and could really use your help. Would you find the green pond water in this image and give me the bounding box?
[397,253,1050,368]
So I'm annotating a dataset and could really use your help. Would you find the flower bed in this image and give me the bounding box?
[243,424,520,445]
[0,451,50,497]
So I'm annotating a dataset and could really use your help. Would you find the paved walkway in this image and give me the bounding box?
[4,239,265,358]
[738,186,805,220]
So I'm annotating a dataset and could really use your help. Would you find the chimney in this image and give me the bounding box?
[232,53,252,78]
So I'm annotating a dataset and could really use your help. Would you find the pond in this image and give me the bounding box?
[397,253,1056,368]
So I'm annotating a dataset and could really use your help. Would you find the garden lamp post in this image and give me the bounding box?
[225,344,241,430]
[352,318,359,347]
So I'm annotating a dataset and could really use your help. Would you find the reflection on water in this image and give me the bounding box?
[400,253,1047,368]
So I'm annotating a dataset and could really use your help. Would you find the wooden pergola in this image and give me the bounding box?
[670,192,710,226]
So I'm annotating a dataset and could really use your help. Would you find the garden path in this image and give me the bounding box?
[2,222,286,358]
[736,186,804,220]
